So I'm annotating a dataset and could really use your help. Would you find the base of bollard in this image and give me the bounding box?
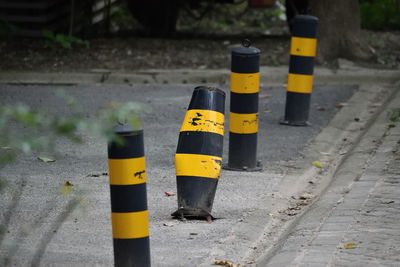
[222,161,263,172]
[171,207,214,220]
[279,119,311,127]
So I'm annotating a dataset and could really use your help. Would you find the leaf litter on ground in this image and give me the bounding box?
[60,181,74,195]
[164,192,176,197]
[312,161,324,168]
[214,260,240,267]
[38,156,55,163]
[342,243,358,249]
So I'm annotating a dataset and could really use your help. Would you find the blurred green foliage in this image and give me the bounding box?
[360,0,400,30]
[0,91,143,266]
[177,0,285,34]
[0,19,19,37]
[110,4,140,32]
[42,30,90,49]
[388,108,400,122]
[0,91,143,166]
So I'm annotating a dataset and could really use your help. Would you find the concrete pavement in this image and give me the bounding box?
[0,65,399,86]
[0,66,399,266]
[261,84,400,266]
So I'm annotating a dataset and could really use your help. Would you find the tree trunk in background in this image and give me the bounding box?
[308,0,375,63]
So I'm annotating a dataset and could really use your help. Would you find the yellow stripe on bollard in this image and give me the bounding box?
[230,72,260,94]
[290,37,317,57]
[287,73,314,94]
[180,109,224,135]
[112,210,149,239]
[229,112,258,134]
[108,157,147,185]
[175,153,222,179]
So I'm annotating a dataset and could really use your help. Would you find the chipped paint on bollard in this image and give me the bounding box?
[172,86,225,219]
[108,124,151,267]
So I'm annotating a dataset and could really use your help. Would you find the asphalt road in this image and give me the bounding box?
[0,83,355,266]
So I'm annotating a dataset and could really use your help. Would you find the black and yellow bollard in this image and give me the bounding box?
[108,124,151,267]
[172,86,225,219]
[281,15,318,126]
[225,44,262,171]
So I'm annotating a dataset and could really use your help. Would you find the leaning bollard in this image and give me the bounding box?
[108,124,151,267]
[281,15,318,126]
[172,86,225,219]
[225,43,262,171]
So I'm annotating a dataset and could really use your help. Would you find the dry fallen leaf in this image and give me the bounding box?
[335,103,348,108]
[317,106,327,111]
[342,243,358,249]
[297,202,310,206]
[60,181,74,195]
[87,173,100,177]
[214,260,240,267]
[38,156,55,163]
[312,161,324,168]
[384,200,395,204]
[163,222,177,227]
[164,192,176,197]
[299,193,314,200]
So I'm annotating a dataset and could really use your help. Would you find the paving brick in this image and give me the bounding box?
[265,251,298,266]
[259,91,400,267]
[324,215,355,224]
[310,235,343,246]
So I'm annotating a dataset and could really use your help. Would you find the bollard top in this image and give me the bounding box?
[292,15,318,38]
[231,46,260,73]
[194,86,226,97]
[293,15,318,24]
[112,123,143,135]
[231,46,260,56]
[189,86,226,114]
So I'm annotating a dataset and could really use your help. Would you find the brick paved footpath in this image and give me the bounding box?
[265,89,400,267]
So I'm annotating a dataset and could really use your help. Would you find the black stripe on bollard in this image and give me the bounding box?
[227,133,258,170]
[176,176,218,217]
[283,92,311,126]
[172,86,225,219]
[110,184,148,213]
[230,92,259,114]
[289,55,314,75]
[281,15,318,127]
[225,46,262,171]
[113,238,150,267]
[108,125,151,267]
[176,131,223,157]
